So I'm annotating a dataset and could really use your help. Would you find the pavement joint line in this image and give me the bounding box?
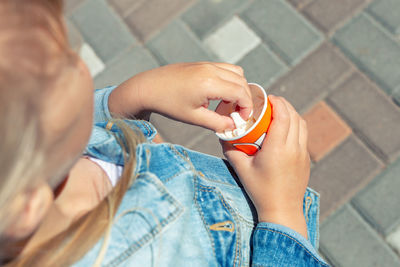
[350,201,400,257]
[332,12,400,96]
[322,0,375,38]
[325,95,391,164]
[321,204,400,265]
[191,0,254,41]
[288,0,315,11]
[319,139,384,222]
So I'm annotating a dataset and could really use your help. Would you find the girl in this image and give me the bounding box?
[0,0,329,266]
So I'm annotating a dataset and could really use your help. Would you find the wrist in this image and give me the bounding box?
[258,210,308,239]
[108,73,148,118]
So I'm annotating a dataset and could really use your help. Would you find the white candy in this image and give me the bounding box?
[233,128,245,137]
[230,112,247,129]
[219,110,255,139]
[224,129,233,139]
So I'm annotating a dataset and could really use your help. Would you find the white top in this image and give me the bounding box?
[88,157,123,187]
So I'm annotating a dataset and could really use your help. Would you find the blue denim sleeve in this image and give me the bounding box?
[94,86,118,123]
[252,222,329,267]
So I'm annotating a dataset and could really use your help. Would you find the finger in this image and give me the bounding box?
[299,118,308,151]
[194,107,235,132]
[260,95,290,147]
[281,98,300,145]
[220,140,252,173]
[215,68,253,119]
[212,62,245,77]
[207,80,253,121]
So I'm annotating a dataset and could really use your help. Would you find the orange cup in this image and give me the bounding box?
[215,83,272,155]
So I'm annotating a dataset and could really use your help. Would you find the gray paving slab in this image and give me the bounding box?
[367,0,400,36]
[240,0,322,66]
[64,0,85,15]
[146,20,213,65]
[320,204,400,267]
[150,113,211,147]
[270,43,351,112]
[387,225,400,255]
[302,0,366,33]
[124,0,196,42]
[70,0,136,63]
[203,16,261,64]
[181,0,250,40]
[107,0,146,18]
[188,131,225,158]
[332,12,400,96]
[237,43,288,88]
[287,0,314,9]
[393,87,400,107]
[94,46,159,88]
[352,156,400,236]
[309,135,383,219]
[328,73,400,162]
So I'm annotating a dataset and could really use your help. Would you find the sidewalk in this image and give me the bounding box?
[67,0,400,266]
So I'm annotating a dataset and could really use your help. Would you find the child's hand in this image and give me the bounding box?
[109,62,253,132]
[221,96,310,238]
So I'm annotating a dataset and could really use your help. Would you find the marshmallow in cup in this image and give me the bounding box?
[215,83,273,155]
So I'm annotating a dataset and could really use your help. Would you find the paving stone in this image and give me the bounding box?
[80,43,105,77]
[270,43,351,112]
[64,0,85,15]
[303,0,366,33]
[328,73,400,162]
[237,44,287,87]
[367,0,400,36]
[94,46,159,88]
[181,0,250,40]
[287,0,314,10]
[387,224,400,255]
[188,131,225,158]
[240,0,322,66]
[150,113,211,147]
[309,135,382,219]
[70,0,136,63]
[108,0,146,18]
[393,87,400,107]
[332,12,400,95]
[302,101,352,162]
[320,204,400,267]
[204,17,261,64]
[352,156,400,235]
[124,0,196,42]
[146,20,213,65]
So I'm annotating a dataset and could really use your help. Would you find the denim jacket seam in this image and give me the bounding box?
[163,170,193,184]
[197,183,242,267]
[194,175,217,262]
[255,228,329,266]
[106,173,184,266]
[197,171,244,188]
[197,174,255,227]
[106,210,182,267]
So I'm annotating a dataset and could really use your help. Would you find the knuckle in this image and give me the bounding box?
[235,65,245,75]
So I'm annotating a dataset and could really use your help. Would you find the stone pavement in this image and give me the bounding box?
[66,0,400,266]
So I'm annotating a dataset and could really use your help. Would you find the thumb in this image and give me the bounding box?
[195,108,235,132]
[220,139,252,174]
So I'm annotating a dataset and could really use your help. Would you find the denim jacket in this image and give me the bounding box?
[74,86,329,267]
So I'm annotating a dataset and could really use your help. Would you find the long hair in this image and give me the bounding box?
[0,0,144,265]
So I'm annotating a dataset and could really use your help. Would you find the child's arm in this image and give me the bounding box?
[107,62,253,133]
[222,96,329,266]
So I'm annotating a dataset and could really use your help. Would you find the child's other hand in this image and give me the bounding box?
[114,62,253,132]
[221,96,310,238]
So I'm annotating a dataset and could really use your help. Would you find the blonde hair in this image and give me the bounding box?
[0,0,144,265]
